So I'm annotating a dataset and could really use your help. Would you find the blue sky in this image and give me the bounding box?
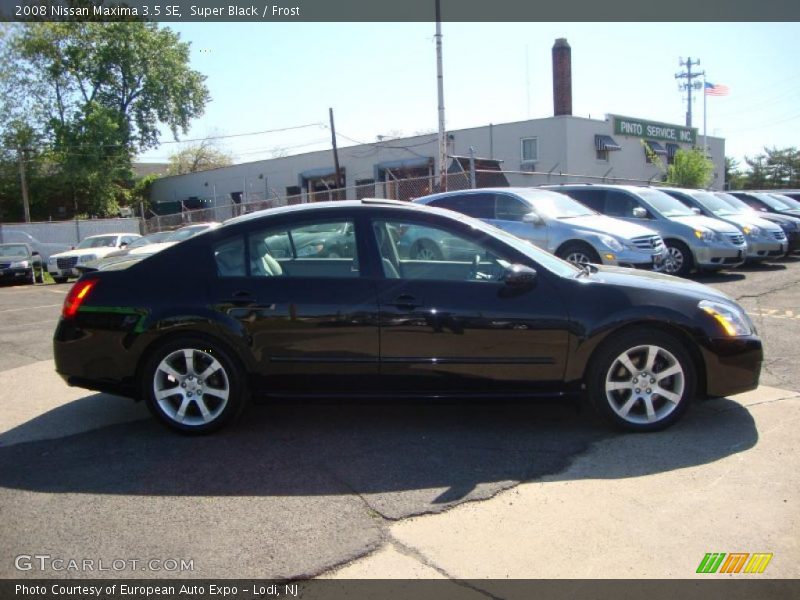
[138,22,800,170]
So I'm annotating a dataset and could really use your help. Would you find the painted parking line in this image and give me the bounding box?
[0,304,62,314]
[748,309,800,321]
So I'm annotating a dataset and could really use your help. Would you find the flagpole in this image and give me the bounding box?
[703,75,707,156]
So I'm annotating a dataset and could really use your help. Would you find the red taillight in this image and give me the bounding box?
[62,279,97,318]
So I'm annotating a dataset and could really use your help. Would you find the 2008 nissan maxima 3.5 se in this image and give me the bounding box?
[54,200,763,434]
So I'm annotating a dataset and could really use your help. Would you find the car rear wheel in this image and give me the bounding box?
[557,242,601,267]
[664,240,693,277]
[143,337,245,434]
[587,329,695,432]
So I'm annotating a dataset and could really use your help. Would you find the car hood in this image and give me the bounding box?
[50,247,118,258]
[557,215,657,240]
[669,214,740,234]
[586,265,735,304]
[721,213,782,232]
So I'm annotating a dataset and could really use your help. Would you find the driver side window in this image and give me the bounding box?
[372,219,508,282]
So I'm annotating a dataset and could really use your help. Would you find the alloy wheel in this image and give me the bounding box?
[565,251,593,266]
[664,246,684,274]
[153,348,230,427]
[604,344,685,425]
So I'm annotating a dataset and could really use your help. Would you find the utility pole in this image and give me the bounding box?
[329,107,343,193]
[675,57,704,128]
[435,0,447,192]
[17,147,31,223]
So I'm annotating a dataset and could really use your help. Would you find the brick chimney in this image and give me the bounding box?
[552,38,572,116]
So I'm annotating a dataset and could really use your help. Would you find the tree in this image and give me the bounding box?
[0,20,209,218]
[665,147,714,188]
[167,139,233,175]
[725,157,745,190]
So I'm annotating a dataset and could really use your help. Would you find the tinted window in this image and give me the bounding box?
[214,236,246,277]
[603,191,640,218]
[249,220,358,279]
[495,195,531,221]
[429,194,494,219]
[372,219,509,282]
[564,189,605,212]
[636,189,694,217]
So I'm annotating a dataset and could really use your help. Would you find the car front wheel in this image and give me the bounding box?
[588,329,695,432]
[143,337,245,434]
[664,241,693,277]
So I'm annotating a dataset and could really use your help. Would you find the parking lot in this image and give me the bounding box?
[0,258,798,580]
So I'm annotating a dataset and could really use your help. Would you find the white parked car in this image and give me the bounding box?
[47,233,141,283]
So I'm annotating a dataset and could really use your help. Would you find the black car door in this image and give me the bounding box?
[368,214,571,393]
[209,213,380,394]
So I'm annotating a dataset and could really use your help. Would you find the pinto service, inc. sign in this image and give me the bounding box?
[612,115,697,144]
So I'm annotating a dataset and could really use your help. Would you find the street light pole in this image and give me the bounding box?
[435,0,447,192]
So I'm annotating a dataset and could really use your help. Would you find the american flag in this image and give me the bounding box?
[704,82,730,96]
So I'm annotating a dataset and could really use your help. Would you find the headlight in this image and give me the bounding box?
[10,260,29,268]
[699,300,753,337]
[694,229,718,242]
[48,257,57,265]
[599,235,624,252]
[78,254,97,263]
[743,226,761,238]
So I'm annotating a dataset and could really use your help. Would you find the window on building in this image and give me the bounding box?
[644,140,667,164]
[594,135,621,162]
[521,137,538,163]
[666,143,680,165]
[286,186,301,197]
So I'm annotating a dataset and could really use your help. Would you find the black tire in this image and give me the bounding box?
[586,328,696,432]
[142,335,246,434]
[53,276,68,284]
[556,242,601,266]
[411,239,443,260]
[664,240,694,278]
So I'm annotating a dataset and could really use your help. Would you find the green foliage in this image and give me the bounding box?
[665,147,714,188]
[0,20,209,220]
[743,147,800,189]
[725,157,746,190]
[167,139,233,176]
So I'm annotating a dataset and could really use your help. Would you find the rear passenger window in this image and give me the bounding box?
[214,237,246,277]
[248,220,359,279]
[567,190,605,213]
[495,195,530,221]
[429,195,493,219]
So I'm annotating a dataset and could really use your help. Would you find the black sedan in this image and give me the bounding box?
[0,243,44,284]
[54,200,762,434]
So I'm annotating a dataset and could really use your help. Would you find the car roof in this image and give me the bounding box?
[223,199,439,228]
[85,232,140,238]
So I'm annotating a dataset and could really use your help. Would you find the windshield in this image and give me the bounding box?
[127,232,168,248]
[714,192,753,214]
[770,193,800,209]
[515,189,596,219]
[78,236,118,249]
[687,191,737,216]
[637,189,696,217]
[0,244,29,257]
[752,193,793,210]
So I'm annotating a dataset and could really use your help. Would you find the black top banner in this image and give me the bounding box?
[2,0,800,22]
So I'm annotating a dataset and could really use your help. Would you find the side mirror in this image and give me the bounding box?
[691,207,702,215]
[632,207,648,219]
[522,212,543,226]
[503,264,537,290]
[120,242,129,248]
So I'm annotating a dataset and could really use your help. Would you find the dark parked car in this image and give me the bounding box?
[0,243,44,284]
[728,191,800,219]
[54,200,762,434]
[714,192,800,254]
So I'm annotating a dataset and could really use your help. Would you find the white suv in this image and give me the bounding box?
[48,233,141,283]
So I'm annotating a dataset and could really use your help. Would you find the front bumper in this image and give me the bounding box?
[701,335,763,398]
[694,241,747,270]
[603,247,668,270]
[744,237,788,261]
[0,267,32,281]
